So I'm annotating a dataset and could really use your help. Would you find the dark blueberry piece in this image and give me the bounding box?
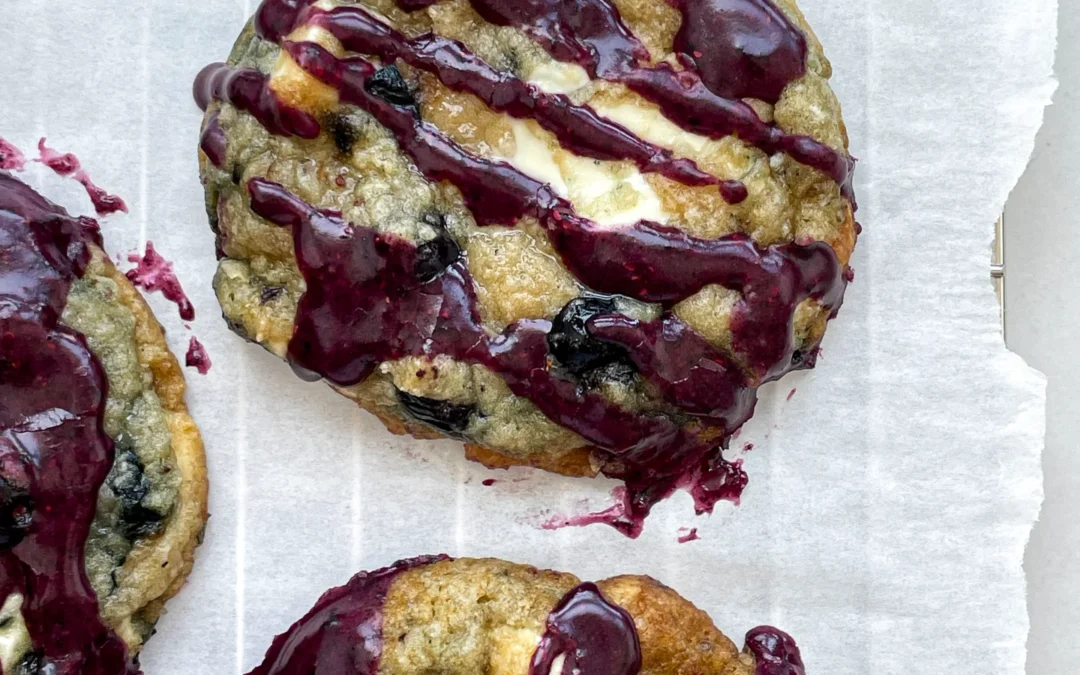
[328,113,360,154]
[260,285,285,304]
[121,504,166,539]
[790,346,819,371]
[397,390,474,437]
[0,476,33,550]
[110,448,148,504]
[414,212,461,282]
[365,66,418,111]
[548,297,636,377]
[108,449,165,540]
[414,233,461,283]
[231,164,243,185]
[17,652,42,675]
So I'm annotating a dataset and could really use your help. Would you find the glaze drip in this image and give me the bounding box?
[746,626,807,675]
[194,62,321,139]
[0,138,27,171]
[529,583,641,675]
[199,111,228,168]
[0,172,137,674]
[284,41,843,309]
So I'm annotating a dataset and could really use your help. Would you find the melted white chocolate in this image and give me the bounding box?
[502,119,670,227]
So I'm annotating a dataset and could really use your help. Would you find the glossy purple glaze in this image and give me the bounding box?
[0,172,137,674]
[312,6,733,195]
[721,179,750,204]
[530,583,641,675]
[672,0,807,103]
[255,32,846,531]
[247,177,751,536]
[247,555,449,675]
[194,62,321,139]
[125,241,195,321]
[431,0,853,193]
[254,0,317,42]
[745,626,807,675]
[284,41,843,306]
[588,313,752,422]
[199,111,228,168]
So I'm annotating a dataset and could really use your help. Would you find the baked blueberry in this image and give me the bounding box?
[365,65,419,111]
[548,296,635,377]
[397,390,475,437]
[413,215,462,282]
[328,112,361,154]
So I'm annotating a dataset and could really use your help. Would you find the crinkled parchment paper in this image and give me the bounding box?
[0,0,1054,672]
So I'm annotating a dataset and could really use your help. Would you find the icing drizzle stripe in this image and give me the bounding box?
[312,6,728,194]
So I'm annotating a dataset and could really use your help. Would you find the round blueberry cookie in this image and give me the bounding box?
[250,556,806,675]
[196,0,856,531]
[0,173,209,673]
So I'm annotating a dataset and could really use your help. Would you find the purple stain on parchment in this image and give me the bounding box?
[0,137,26,170]
[36,138,128,215]
[126,241,196,321]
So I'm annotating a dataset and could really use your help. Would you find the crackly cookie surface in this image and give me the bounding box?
[196,0,856,533]
[250,556,806,675]
[0,173,209,673]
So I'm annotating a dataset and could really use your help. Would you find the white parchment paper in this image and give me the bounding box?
[0,0,1055,672]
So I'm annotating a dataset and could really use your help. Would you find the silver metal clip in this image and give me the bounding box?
[993,213,1006,339]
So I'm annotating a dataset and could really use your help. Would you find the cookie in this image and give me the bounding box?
[196,0,856,530]
[0,173,209,673]
[250,556,805,675]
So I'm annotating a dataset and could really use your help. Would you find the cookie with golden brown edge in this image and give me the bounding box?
[251,556,805,675]
[0,172,208,673]
[196,0,857,531]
